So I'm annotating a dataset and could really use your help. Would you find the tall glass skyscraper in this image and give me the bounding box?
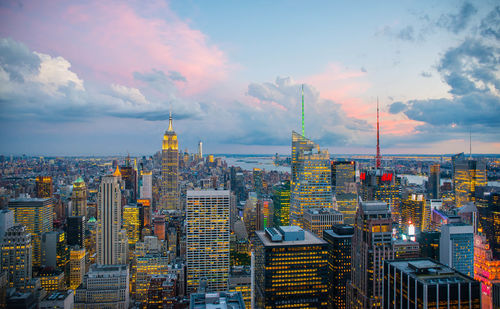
[290,131,333,227]
[452,152,487,207]
[439,222,474,276]
[161,113,179,210]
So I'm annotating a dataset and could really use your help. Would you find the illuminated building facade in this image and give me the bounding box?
[400,193,426,232]
[323,224,354,309]
[35,176,53,198]
[74,264,129,309]
[256,199,273,230]
[41,231,69,279]
[161,113,179,210]
[428,164,440,199]
[392,240,420,259]
[452,153,487,207]
[134,254,169,302]
[359,169,400,223]
[153,214,166,241]
[1,225,32,289]
[67,216,85,248]
[290,131,333,227]
[331,161,356,194]
[383,259,481,308]
[302,208,343,238]
[72,176,87,217]
[69,247,86,291]
[139,171,152,200]
[228,269,252,309]
[123,205,140,245]
[8,197,53,267]
[474,234,500,308]
[243,192,258,241]
[336,193,358,226]
[37,268,64,292]
[254,226,329,308]
[147,274,177,308]
[440,222,474,276]
[96,169,128,265]
[186,190,230,293]
[348,201,393,309]
[417,230,440,261]
[272,181,290,226]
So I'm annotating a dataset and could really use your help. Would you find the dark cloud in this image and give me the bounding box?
[397,26,415,41]
[388,102,407,114]
[480,6,500,40]
[168,70,187,82]
[436,2,477,34]
[0,38,40,82]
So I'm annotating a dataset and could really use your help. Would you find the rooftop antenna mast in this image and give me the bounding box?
[469,128,472,159]
[301,84,305,137]
[376,98,381,169]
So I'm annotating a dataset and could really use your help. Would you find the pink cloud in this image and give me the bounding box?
[0,0,230,95]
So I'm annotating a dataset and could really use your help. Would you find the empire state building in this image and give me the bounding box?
[161,112,179,210]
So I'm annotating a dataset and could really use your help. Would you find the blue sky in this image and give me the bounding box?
[0,0,499,155]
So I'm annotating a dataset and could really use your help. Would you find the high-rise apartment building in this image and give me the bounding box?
[74,264,129,308]
[186,190,230,293]
[72,177,87,217]
[8,197,53,267]
[254,226,329,308]
[323,224,354,309]
[440,222,474,276]
[161,113,179,210]
[302,208,343,238]
[348,201,393,309]
[452,152,487,207]
[331,161,356,194]
[383,259,480,308]
[272,181,290,226]
[1,225,32,289]
[35,176,53,198]
[290,131,333,227]
[428,164,440,199]
[96,168,128,265]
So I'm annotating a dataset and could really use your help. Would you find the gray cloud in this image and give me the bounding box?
[388,102,407,114]
[436,2,477,34]
[397,26,415,41]
[480,6,500,39]
[168,70,187,82]
[420,71,432,78]
[0,38,40,82]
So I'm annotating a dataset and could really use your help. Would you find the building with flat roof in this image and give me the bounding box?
[40,290,74,309]
[1,225,32,289]
[254,226,328,308]
[190,291,245,309]
[302,208,343,238]
[383,259,481,308]
[440,222,474,276]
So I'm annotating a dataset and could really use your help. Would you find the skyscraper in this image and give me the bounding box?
[8,197,53,267]
[290,131,333,227]
[254,226,329,308]
[123,205,140,245]
[452,152,487,207]
[359,169,400,223]
[272,181,291,226]
[348,201,393,308]
[96,167,128,265]
[69,247,86,290]
[71,176,87,217]
[302,208,343,238]
[331,161,356,194]
[41,231,69,272]
[400,193,426,232]
[35,176,53,198]
[428,164,440,199]
[139,171,152,199]
[161,113,179,210]
[440,222,474,276]
[198,140,203,159]
[66,216,85,248]
[1,225,32,289]
[186,190,230,293]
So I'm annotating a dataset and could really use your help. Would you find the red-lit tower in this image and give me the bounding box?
[376,98,381,169]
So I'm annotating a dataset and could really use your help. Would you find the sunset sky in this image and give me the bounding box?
[1,1,499,155]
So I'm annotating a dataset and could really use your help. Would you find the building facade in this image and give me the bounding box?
[439,222,474,276]
[72,176,87,217]
[302,208,344,238]
[161,113,180,210]
[1,225,32,289]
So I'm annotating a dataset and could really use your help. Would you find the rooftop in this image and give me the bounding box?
[190,292,245,309]
[257,227,327,247]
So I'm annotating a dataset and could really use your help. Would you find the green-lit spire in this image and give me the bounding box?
[301,84,305,137]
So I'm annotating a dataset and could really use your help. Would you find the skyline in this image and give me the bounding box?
[1,1,499,155]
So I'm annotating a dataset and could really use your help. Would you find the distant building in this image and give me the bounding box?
[1,225,32,289]
[392,240,420,260]
[147,274,177,308]
[190,291,245,309]
[8,197,53,267]
[36,176,53,198]
[336,193,358,225]
[400,193,426,232]
[254,226,329,308]
[323,225,354,309]
[440,222,474,276]
[272,181,291,227]
[302,208,343,238]
[186,190,230,294]
[359,170,400,223]
[383,259,480,308]
[71,177,87,217]
[139,171,152,200]
[428,164,440,199]
[123,205,140,245]
[161,113,180,210]
[452,153,487,207]
[74,264,129,309]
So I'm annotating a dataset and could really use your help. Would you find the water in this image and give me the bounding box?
[222,156,291,173]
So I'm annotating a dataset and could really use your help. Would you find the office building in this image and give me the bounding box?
[8,197,53,267]
[348,201,393,308]
[161,113,180,210]
[452,152,487,207]
[36,176,53,198]
[123,205,140,245]
[359,170,400,222]
[323,224,354,309]
[422,199,442,231]
[336,193,358,225]
[147,274,177,308]
[428,164,440,199]
[400,193,426,232]
[229,267,251,309]
[67,216,85,248]
[1,225,32,289]
[0,208,13,243]
[331,161,356,194]
[392,240,420,259]
[134,253,169,302]
[40,291,74,309]
[272,181,290,226]
[74,264,129,309]
[139,171,152,200]
[417,230,440,260]
[302,208,343,238]
[190,292,245,309]
[476,190,500,259]
[37,268,65,292]
[243,192,258,241]
[41,231,69,272]
[96,168,128,265]
[186,190,230,293]
[153,214,166,241]
[383,259,480,308]
[440,222,474,276]
[72,176,87,217]
[254,226,329,308]
[290,131,333,227]
[69,247,86,290]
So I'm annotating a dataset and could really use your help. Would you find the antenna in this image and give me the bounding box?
[469,128,472,159]
[376,98,381,169]
[301,84,305,137]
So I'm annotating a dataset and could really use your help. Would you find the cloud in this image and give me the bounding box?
[436,2,477,34]
[388,102,407,114]
[397,26,415,41]
[0,37,40,82]
[111,84,148,105]
[168,71,187,82]
[420,71,432,78]
[479,6,500,40]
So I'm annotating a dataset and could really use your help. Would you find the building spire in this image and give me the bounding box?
[301,84,305,137]
[168,110,173,132]
[376,97,381,169]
